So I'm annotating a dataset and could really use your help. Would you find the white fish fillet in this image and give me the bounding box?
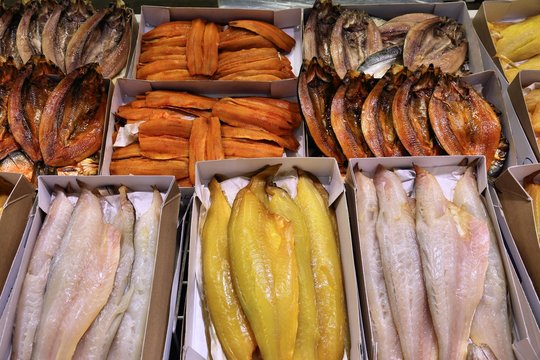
[354,169,402,360]
[74,186,136,360]
[107,189,163,360]
[32,188,121,360]
[454,167,514,360]
[12,189,74,360]
[415,166,490,360]
[373,166,437,360]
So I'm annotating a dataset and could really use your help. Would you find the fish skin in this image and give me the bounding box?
[330,9,382,79]
[379,13,437,47]
[0,3,22,67]
[0,58,20,160]
[41,0,94,73]
[303,2,318,61]
[201,178,256,360]
[295,169,349,360]
[298,59,346,164]
[453,167,514,360]
[373,166,437,360]
[358,45,402,79]
[73,186,136,360]
[428,74,503,175]
[12,188,74,360]
[7,55,63,162]
[392,65,443,156]
[466,343,499,360]
[0,151,33,182]
[267,185,319,360]
[354,169,402,360]
[313,0,341,66]
[107,189,163,360]
[415,165,490,360]
[330,70,374,159]
[32,188,121,360]
[361,68,409,157]
[16,0,55,64]
[403,16,467,74]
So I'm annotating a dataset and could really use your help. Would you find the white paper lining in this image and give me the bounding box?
[196,172,348,360]
[113,122,143,147]
[394,165,468,200]
[523,82,540,99]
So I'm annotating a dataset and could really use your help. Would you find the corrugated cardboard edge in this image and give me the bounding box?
[495,165,540,318]
[508,71,540,162]
[303,1,483,74]
[183,157,363,360]
[473,0,540,85]
[345,156,540,360]
[99,78,307,181]
[0,175,180,360]
[0,174,35,317]
[129,6,302,98]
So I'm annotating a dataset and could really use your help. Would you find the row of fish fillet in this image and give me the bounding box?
[354,165,513,360]
[11,185,162,360]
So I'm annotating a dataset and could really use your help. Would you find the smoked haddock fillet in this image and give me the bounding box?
[32,188,121,359]
[415,166,490,360]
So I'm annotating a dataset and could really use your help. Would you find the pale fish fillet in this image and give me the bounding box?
[453,167,514,360]
[74,186,136,359]
[373,166,437,360]
[415,166,490,360]
[466,342,499,360]
[32,188,121,360]
[107,189,163,360]
[354,169,402,360]
[12,188,74,360]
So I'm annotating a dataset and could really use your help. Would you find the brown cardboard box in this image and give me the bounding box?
[0,174,35,315]
[183,157,364,360]
[346,156,540,359]
[0,175,181,359]
[128,6,302,98]
[507,70,540,161]
[100,78,306,183]
[303,1,483,74]
[495,165,540,308]
[473,0,540,84]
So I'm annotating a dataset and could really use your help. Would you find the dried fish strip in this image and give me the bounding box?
[141,35,186,50]
[138,46,186,63]
[110,157,188,179]
[186,18,206,76]
[219,27,275,52]
[221,125,299,151]
[202,22,219,76]
[111,143,141,160]
[189,117,208,185]
[222,138,283,158]
[116,107,196,123]
[206,116,224,161]
[137,59,188,80]
[139,134,189,160]
[228,19,295,53]
[144,90,217,109]
[142,21,191,41]
[39,63,106,166]
[138,118,192,138]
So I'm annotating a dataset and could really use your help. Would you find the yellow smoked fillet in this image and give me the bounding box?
[267,186,319,360]
[228,169,299,360]
[294,170,349,360]
[202,179,256,360]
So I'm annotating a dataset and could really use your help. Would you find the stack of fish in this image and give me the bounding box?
[0,0,132,78]
[202,165,349,360]
[524,87,540,148]
[354,165,514,360]
[112,92,302,186]
[303,0,469,79]
[12,185,163,360]
[489,14,540,82]
[298,63,507,176]
[0,56,107,182]
[136,18,295,81]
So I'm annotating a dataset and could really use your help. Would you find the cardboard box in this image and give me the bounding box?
[100,78,307,182]
[476,33,537,165]
[495,165,540,309]
[0,174,35,316]
[303,1,483,74]
[345,156,540,360]
[0,175,181,360]
[129,6,302,98]
[473,0,540,84]
[183,157,364,360]
[507,71,540,162]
